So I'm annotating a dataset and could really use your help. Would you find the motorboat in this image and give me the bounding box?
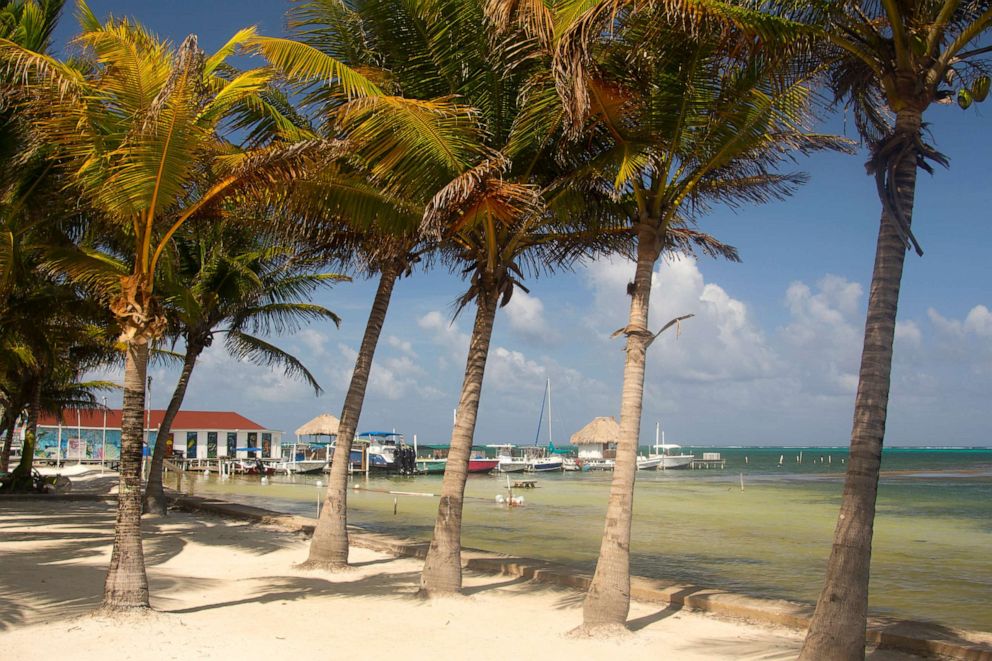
[274,443,327,474]
[487,444,527,473]
[639,422,694,470]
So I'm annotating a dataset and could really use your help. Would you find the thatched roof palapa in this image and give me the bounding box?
[295,413,340,437]
[569,416,620,445]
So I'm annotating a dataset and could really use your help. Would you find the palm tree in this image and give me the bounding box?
[249,0,491,569]
[0,0,66,472]
[0,269,117,487]
[546,4,846,628]
[0,1,334,610]
[141,217,344,514]
[766,4,992,658]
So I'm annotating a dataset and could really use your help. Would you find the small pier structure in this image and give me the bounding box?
[690,452,726,469]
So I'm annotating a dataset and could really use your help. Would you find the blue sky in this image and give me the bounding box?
[59,2,992,447]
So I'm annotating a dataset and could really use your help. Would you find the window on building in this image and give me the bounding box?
[186,431,197,459]
[247,432,257,458]
[262,433,272,458]
[207,432,218,459]
[226,432,236,457]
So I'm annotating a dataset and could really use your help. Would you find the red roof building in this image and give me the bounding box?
[34,409,283,461]
[39,409,268,431]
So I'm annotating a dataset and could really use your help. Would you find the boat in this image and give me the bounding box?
[359,431,417,474]
[636,456,663,470]
[580,458,615,471]
[528,455,564,472]
[520,446,563,472]
[415,458,447,474]
[525,378,566,472]
[562,457,582,472]
[234,458,274,476]
[274,442,327,474]
[487,444,527,473]
[467,452,500,473]
[643,422,694,470]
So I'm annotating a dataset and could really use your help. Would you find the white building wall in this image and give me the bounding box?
[576,443,605,459]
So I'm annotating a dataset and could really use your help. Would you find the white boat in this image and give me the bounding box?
[275,459,327,474]
[636,456,663,470]
[274,443,327,474]
[562,457,582,472]
[639,422,693,470]
[581,458,615,471]
[487,444,527,473]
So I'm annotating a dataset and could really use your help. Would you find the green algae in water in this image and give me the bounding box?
[187,447,992,632]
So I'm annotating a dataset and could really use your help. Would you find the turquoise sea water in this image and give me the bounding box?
[183,446,992,632]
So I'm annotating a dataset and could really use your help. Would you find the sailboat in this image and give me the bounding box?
[527,378,564,472]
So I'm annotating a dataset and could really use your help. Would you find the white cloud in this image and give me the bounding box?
[895,320,923,349]
[295,328,330,359]
[780,275,864,396]
[386,335,416,356]
[486,347,547,392]
[583,255,777,384]
[418,310,469,370]
[965,305,992,337]
[503,290,558,345]
[928,305,992,375]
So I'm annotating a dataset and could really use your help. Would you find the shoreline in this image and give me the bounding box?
[169,492,992,659]
[2,472,990,659]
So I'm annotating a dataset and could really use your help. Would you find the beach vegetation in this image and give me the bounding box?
[141,215,345,514]
[542,0,848,629]
[0,0,333,610]
[760,3,992,658]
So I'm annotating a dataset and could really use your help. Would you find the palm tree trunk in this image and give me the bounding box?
[11,381,40,489]
[420,284,500,594]
[800,109,922,660]
[305,263,401,568]
[102,340,150,611]
[583,222,662,628]
[142,342,202,515]
[0,406,19,472]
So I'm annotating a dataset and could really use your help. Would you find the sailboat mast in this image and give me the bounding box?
[547,378,553,446]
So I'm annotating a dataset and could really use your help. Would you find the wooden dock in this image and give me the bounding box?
[690,459,726,469]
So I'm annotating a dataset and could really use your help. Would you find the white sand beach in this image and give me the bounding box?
[0,473,925,661]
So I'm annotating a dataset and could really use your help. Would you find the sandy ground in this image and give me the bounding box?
[0,474,921,661]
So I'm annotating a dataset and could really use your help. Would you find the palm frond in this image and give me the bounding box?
[224,329,322,395]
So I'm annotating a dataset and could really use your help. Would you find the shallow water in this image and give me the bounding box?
[183,447,992,632]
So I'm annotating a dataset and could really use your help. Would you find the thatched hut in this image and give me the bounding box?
[569,416,620,459]
[295,413,340,438]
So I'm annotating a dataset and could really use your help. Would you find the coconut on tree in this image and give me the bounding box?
[763,3,992,658]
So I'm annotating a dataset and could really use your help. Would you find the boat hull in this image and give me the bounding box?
[636,457,663,470]
[416,459,447,474]
[659,455,693,469]
[467,459,499,473]
[527,459,563,472]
